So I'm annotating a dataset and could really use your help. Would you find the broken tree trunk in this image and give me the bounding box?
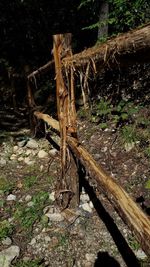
[62,23,150,71]
[34,111,150,256]
[52,33,79,209]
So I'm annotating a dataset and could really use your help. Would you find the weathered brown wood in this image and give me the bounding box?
[52,33,79,209]
[62,23,150,70]
[34,111,150,256]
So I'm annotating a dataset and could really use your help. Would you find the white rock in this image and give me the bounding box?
[26,139,38,149]
[49,148,58,156]
[27,201,34,207]
[81,203,92,213]
[135,249,147,260]
[10,154,17,160]
[85,253,95,262]
[30,237,36,245]
[38,150,48,159]
[25,149,31,156]
[80,193,90,203]
[17,140,27,147]
[44,235,51,243]
[0,158,6,166]
[18,157,24,162]
[89,201,94,209]
[24,157,34,165]
[49,192,55,202]
[13,146,18,152]
[6,194,16,201]
[40,165,44,172]
[125,142,135,152]
[25,195,32,202]
[2,237,12,246]
[0,245,20,267]
[45,212,64,222]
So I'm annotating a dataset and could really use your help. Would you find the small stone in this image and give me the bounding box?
[27,201,34,207]
[135,249,147,260]
[85,253,95,262]
[94,154,101,160]
[17,140,27,147]
[13,146,18,152]
[49,192,55,202]
[0,245,20,267]
[81,203,92,213]
[101,146,108,152]
[30,237,36,245]
[38,150,48,159]
[49,148,58,156]
[125,142,135,152]
[10,154,17,160]
[24,157,34,165]
[7,194,16,201]
[80,193,90,203]
[44,235,51,243]
[25,195,32,202]
[26,139,38,149]
[89,201,94,209]
[2,237,12,246]
[40,165,44,172]
[45,212,64,222]
[0,158,6,166]
[18,157,24,162]
[25,149,32,156]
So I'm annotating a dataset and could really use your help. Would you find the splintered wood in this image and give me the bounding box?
[34,111,150,256]
[52,33,79,209]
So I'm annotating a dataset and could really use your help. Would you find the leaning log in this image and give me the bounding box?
[34,111,150,256]
[62,23,150,70]
[27,24,150,80]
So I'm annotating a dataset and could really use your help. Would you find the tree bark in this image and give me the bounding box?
[62,23,150,70]
[98,1,109,40]
[34,111,150,256]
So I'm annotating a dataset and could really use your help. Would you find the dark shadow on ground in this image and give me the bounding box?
[94,251,120,267]
[79,169,141,267]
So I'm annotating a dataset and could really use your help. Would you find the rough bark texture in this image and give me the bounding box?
[34,111,150,256]
[52,33,79,209]
[62,24,150,70]
[98,1,109,40]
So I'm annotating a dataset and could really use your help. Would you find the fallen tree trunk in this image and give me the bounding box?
[62,23,150,70]
[34,111,150,256]
[27,24,150,80]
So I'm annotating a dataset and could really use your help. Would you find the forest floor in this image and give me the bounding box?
[0,101,150,267]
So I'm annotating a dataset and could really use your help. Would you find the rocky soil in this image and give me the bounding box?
[0,111,150,267]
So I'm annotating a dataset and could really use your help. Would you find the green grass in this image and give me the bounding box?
[0,176,14,193]
[15,259,45,267]
[0,220,13,241]
[14,191,50,231]
[23,175,38,189]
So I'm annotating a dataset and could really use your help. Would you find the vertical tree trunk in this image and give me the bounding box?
[97,1,109,40]
[53,33,79,209]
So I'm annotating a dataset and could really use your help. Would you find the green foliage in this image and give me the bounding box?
[0,220,13,240]
[128,234,140,251]
[15,259,44,267]
[14,191,49,230]
[145,180,150,189]
[144,147,150,158]
[23,175,38,189]
[121,125,137,144]
[0,176,14,193]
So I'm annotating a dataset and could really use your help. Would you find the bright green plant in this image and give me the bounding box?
[145,180,150,189]
[0,220,13,240]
